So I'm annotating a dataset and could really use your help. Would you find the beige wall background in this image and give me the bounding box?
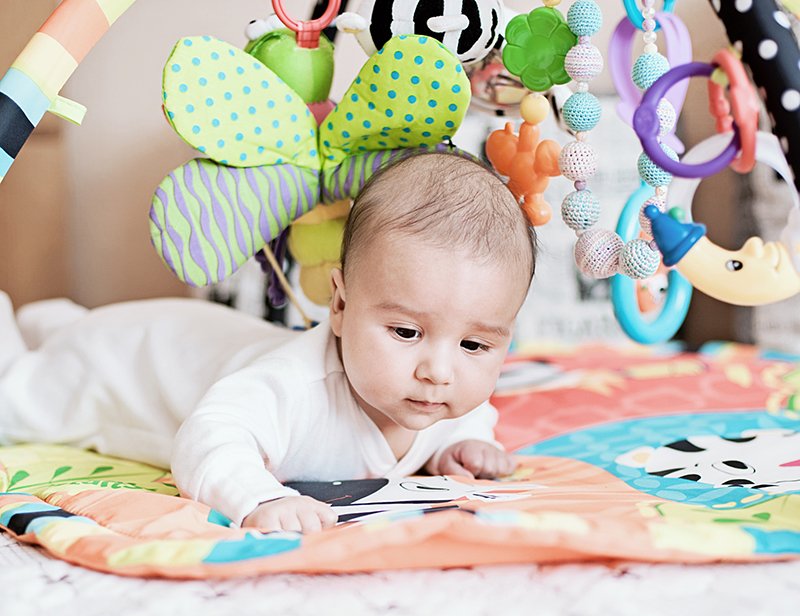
[0,0,733,340]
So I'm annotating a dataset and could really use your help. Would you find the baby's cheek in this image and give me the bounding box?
[468,375,500,406]
[350,365,393,407]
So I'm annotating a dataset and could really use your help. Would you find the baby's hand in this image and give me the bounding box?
[431,440,517,479]
[242,496,338,533]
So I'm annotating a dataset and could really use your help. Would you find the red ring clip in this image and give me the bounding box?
[707,48,759,174]
[271,0,341,49]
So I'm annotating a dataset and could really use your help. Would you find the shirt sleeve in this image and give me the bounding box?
[425,401,504,472]
[171,358,306,526]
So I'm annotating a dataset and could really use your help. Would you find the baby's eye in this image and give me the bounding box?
[393,327,419,340]
[461,340,488,352]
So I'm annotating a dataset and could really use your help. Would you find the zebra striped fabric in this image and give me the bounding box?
[150,159,319,287]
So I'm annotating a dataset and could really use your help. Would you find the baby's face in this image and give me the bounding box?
[330,236,528,433]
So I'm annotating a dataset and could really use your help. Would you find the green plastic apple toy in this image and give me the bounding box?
[245,28,335,105]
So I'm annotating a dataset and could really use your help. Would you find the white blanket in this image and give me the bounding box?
[4,531,800,616]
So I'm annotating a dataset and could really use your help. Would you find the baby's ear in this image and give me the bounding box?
[329,268,346,337]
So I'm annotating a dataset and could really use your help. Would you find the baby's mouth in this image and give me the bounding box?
[408,399,444,409]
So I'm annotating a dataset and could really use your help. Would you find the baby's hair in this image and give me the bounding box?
[340,150,536,286]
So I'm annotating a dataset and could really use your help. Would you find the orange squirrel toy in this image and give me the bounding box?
[486,94,562,226]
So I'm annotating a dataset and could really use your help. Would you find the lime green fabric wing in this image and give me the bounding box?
[150,158,320,287]
[163,37,320,169]
[319,35,471,169]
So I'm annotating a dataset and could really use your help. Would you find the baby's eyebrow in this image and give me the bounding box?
[468,322,511,339]
[376,301,425,320]
[376,302,510,338]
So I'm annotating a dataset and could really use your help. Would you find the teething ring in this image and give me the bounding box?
[634,62,741,178]
[609,11,692,154]
[634,53,759,179]
[708,49,759,174]
[272,0,341,48]
[611,182,693,345]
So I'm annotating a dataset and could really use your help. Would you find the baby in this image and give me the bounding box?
[0,151,535,533]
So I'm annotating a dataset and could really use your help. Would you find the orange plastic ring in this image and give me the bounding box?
[708,49,759,173]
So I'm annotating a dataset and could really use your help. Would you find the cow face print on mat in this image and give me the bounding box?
[616,429,800,493]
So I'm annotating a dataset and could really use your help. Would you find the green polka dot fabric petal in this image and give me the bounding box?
[319,36,470,169]
[163,37,319,168]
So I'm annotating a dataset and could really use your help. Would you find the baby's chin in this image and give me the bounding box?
[395,415,439,432]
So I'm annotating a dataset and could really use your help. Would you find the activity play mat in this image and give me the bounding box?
[2,342,800,577]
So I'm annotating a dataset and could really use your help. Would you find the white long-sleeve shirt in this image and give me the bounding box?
[172,320,500,526]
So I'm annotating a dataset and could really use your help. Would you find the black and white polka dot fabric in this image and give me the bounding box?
[710,0,800,191]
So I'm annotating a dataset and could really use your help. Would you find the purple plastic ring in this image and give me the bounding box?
[633,62,741,179]
[609,12,692,154]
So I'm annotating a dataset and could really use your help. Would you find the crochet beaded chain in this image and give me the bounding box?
[558,0,668,281]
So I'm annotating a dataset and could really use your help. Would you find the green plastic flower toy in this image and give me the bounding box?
[502,7,577,93]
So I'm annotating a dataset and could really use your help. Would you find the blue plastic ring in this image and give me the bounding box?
[611,181,693,344]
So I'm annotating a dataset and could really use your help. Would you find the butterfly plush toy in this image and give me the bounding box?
[150,0,473,305]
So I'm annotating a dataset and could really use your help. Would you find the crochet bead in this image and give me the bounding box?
[631,53,669,91]
[638,143,678,187]
[565,44,603,82]
[619,238,661,279]
[574,228,623,279]
[566,0,603,37]
[562,92,602,133]
[638,195,666,237]
[657,99,676,136]
[558,140,598,182]
[561,190,601,231]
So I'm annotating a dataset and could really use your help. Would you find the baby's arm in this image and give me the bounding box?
[172,359,332,532]
[424,401,517,479]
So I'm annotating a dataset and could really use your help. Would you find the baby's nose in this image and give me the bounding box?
[416,347,454,385]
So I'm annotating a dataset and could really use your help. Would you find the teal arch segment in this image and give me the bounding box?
[0,68,51,125]
[516,411,800,509]
[203,531,301,563]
